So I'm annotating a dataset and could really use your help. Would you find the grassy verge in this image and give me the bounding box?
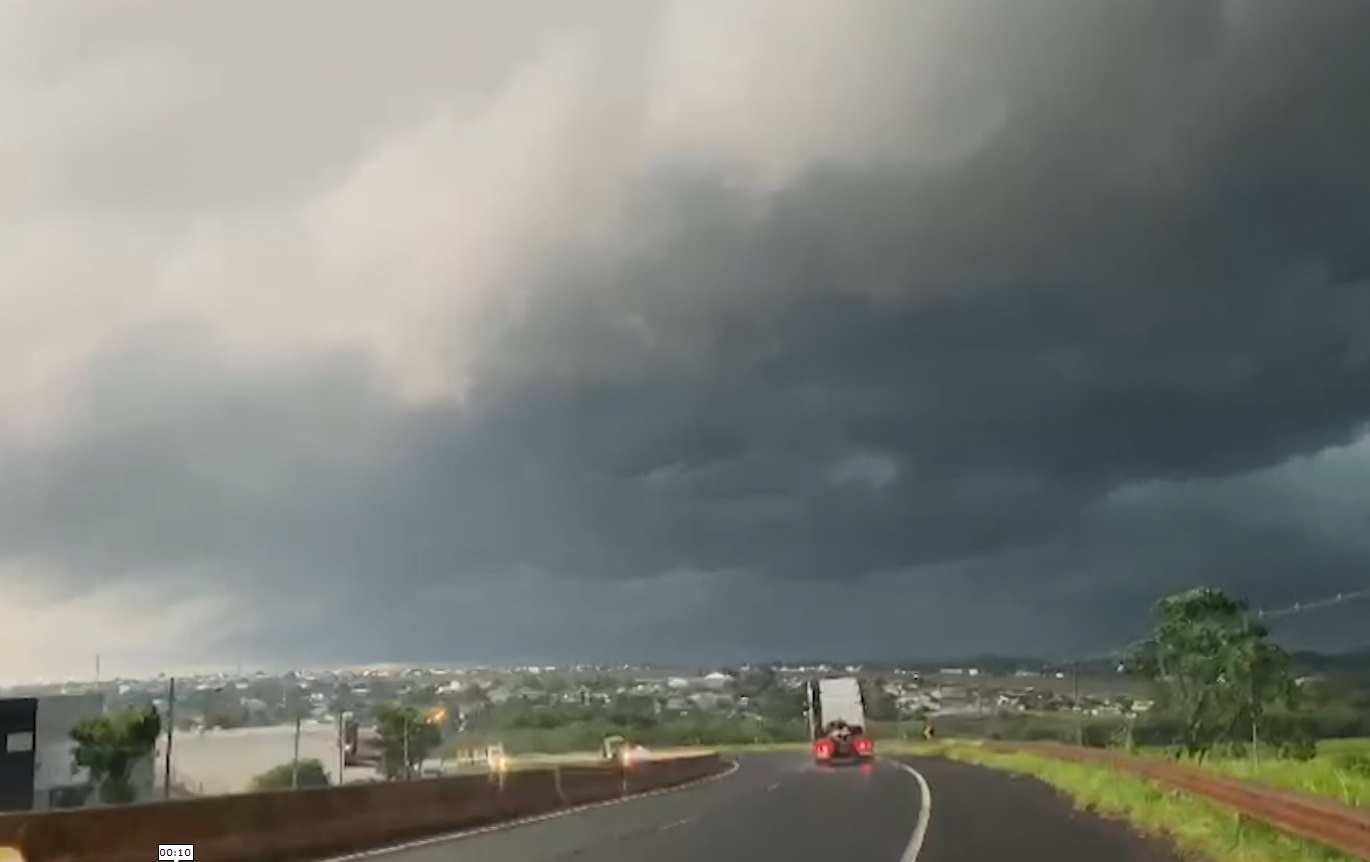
[917,743,1359,862]
[1136,738,1370,808]
[1185,756,1370,809]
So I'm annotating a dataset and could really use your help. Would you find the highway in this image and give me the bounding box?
[327,752,1183,862]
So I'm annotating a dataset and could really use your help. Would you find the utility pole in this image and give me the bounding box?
[1247,612,1260,769]
[1071,662,1083,746]
[291,714,302,789]
[334,680,348,786]
[804,679,816,741]
[288,684,304,788]
[163,677,176,799]
[402,712,411,781]
[336,710,346,786]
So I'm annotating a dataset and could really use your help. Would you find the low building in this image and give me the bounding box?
[700,672,734,690]
[0,697,38,811]
[34,692,104,810]
[0,693,156,811]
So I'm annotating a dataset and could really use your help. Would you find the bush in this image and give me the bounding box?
[1333,752,1370,777]
[1276,736,1318,762]
[251,759,331,791]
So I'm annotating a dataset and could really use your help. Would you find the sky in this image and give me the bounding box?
[2,0,1370,682]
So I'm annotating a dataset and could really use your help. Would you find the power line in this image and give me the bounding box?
[1251,586,1370,621]
[1051,584,1370,751]
[1062,585,1370,667]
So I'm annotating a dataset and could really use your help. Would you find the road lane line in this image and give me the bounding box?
[897,762,932,862]
[322,759,741,861]
[766,781,780,791]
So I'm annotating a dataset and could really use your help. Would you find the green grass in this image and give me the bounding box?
[1137,738,1370,809]
[922,743,1360,862]
[1195,755,1370,809]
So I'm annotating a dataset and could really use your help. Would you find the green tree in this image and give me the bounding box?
[376,703,442,780]
[251,758,331,791]
[70,705,162,804]
[1122,587,1299,761]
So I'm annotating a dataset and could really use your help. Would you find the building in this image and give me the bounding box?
[34,693,105,810]
[0,697,37,811]
[0,694,156,812]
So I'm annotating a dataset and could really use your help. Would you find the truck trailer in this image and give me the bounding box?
[808,676,874,765]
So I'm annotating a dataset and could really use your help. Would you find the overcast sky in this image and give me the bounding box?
[3,0,1369,683]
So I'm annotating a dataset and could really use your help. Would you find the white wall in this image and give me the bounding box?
[32,693,103,809]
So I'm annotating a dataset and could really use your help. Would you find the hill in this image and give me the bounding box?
[1290,647,1370,683]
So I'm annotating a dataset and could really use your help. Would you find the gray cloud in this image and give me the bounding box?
[2,0,1370,675]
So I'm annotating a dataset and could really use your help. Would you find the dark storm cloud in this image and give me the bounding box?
[443,0,1370,582]
[3,0,1370,665]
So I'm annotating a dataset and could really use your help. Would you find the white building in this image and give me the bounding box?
[700,672,734,690]
[33,692,104,809]
[40,693,156,809]
[1,693,155,811]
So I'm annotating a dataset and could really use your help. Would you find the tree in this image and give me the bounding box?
[1122,587,1299,761]
[375,704,442,780]
[251,758,331,791]
[70,705,162,804]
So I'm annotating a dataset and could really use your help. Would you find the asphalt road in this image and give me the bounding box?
[332,753,1184,862]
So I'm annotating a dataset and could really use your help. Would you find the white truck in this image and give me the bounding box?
[808,676,874,764]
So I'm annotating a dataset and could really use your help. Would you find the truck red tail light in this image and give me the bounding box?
[813,739,833,758]
[854,736,873,755]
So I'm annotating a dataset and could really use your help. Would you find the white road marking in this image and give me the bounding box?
[766,781,780,791]
[897,762,933,862]
[659,818,691,831]
[321,759,741,861]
